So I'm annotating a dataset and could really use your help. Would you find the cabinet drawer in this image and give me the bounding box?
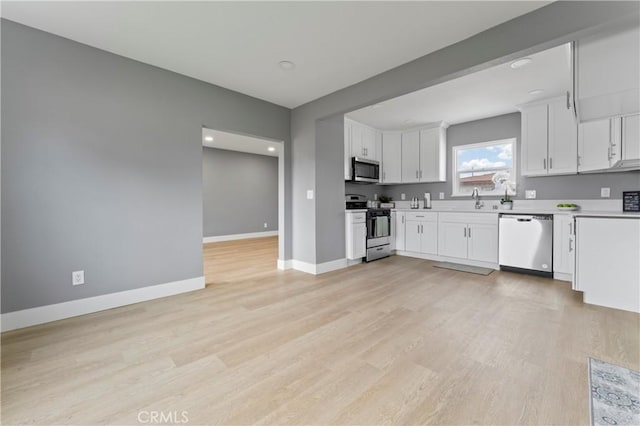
[348,213,366,224]
[439,212,498,225]
[405,211,438,222]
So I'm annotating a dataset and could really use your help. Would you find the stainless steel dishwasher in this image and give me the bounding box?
[499,214,553,276]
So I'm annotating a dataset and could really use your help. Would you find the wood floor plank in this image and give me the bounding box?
[2,236,639,425]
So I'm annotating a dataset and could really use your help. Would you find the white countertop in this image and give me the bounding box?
[391,207,640,218]
[345,209,367,213]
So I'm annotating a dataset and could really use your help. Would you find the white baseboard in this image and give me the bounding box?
[203,230,278,244]
[553,272,573,282]
[1,276,205,332]
[291,258,351,275]
[277,259,293,270]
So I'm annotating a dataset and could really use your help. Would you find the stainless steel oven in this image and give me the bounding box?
[352,157,380,183]
[366,209,391,262]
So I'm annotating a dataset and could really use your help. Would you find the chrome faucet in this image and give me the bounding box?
[471,187,483,209]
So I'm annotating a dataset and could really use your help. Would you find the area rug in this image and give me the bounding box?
[433,262,493,275]
[589,358,640,426]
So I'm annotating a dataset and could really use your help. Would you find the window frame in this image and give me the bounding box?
[451,138,517,198]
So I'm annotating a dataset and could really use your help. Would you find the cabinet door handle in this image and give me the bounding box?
[549,157,553,169]
[607,147,611,160]
[569,238,573,252]
[543,158,546,170]
[464,227,466,238]
[468,227,471,238]
[566,91,571,110]
[418,224,421,234]
[383,171,386,181]
[569,222,573,235]
[420,170,423,179]
[421,224,424,233]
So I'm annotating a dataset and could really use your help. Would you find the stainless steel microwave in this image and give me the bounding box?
[352,157,379,183]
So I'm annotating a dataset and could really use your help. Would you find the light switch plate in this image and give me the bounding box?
[439,192,445,200]
[306,190,314,200]
[601,187,610,198]
[525,190,537,199]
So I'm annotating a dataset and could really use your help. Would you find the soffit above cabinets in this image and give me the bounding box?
[347,43,571,130]
[1,1,549,108]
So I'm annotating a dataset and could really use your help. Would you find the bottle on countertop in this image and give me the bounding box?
[411,197,419,209]
[424,192,432,209]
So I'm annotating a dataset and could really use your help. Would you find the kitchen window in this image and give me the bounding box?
[452,138,516,197]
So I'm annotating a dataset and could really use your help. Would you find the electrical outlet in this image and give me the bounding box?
[374,193,378,200]
[601,187,611,198]
[263,222,268,228]
[72,270,85,286]
[401,193,406,200]
[525,190,537,199]
[439,192,445,200]
[306,190,314,200]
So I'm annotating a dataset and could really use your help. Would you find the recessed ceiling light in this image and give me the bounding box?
[403,119,414,124]
[278,60,296,70]
[510,58,533,69]
[268,146,276,152]
[371,104,382,109]
[204,136,214,142]
[528,89,544,95]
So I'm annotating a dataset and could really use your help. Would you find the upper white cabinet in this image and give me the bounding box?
[349,120,379,161]
[520,96,577,177]
[381,132,402,183]
[419,127,447,182]
[577,23,640,123]
[401,125,447,183]
[401,130,420,183]
[622,114,640,165]
[578,114,639,172]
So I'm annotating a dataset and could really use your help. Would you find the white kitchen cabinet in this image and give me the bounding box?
[521,97,577,177]
[574,217,640,313]
[394,211,406,251]
[344,120,352,180]
[553,214,575,280]
[419,127,446,182]
[438,222,468,259]
[401,130,420,183]
[622,113,640,163]
[381,132,402,183]
[521,103,549,176]
[466,223,498,263]
[405,212,438,255]
[438,213,498,263]
[346,119,380,162]
[578,118,622,172]
[345,211,367,260]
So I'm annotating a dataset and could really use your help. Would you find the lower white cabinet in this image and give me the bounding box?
[345,211,366,260]
[394,211,406,251]
[405,212,438,255]
[574,217,640,313]
[438,213,498,263]
[553,214,575,279]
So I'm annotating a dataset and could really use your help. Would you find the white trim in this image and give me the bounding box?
[291,258,351,275]
[277,259,293,270]
[1,276,205,332]
[553,272,573,282]
[203,230,278,243]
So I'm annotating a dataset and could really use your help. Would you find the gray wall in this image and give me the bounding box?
[380,113,640,202]
[203,147,278,237]
[1,20,290,313]
[291,1,640,264]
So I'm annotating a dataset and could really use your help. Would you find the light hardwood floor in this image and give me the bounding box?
[2,237,639,425]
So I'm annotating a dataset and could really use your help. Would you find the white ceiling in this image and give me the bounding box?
[347,43,571,130]
[1,1,549,108]
[202,128,280,157]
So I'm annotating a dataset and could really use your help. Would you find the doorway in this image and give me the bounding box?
[201,127,285,285]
